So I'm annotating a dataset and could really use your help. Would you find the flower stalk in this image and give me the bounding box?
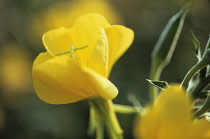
[89,98,123,139]
[114,104,141,114]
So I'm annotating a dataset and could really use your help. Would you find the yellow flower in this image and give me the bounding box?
[1,42,31,107]
[134,85,210,139]
[32,13,134,104]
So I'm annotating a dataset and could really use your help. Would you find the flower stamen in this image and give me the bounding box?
[56,43,88,58]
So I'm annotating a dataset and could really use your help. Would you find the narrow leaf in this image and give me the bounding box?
[190,31,207,80]
[151,3,191,72]
[191,30,201,60]
[149,3,191,102]
[147,79,169,90]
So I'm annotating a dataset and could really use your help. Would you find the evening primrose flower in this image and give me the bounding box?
[134,85,210,139]
[32,13,134,104]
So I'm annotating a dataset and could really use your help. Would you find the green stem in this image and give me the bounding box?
[88,101,104,139]
[104,100,123,139]
[114,104,142,114]
[88,98,123,139]
[96,121,104,139]
[88,104,96,136]
[149,61,163,103]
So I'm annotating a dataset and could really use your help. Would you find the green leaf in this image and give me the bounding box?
[190,31,207,80]
[149,3,191,102]
[191,30,201,60]
[151,3,191,76]
[147,79,169,90]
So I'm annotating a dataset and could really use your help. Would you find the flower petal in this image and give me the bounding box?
[104,25,134,75]
[155,85,192,124]
[84,67,118,100]
[72,13,110,44]
[135,85,193,139]
[193,118,210,139]
[33,52,118,104]
[154,85,193,139]
[42,28,73,56]
[43,13,110,62]
[70,13,110,65]
[87,28,108,77]
[33,53,97,104]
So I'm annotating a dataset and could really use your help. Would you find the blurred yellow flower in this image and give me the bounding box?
[0,42,31,107]
[134,85,210,139]
[27,0,122,45]
[32,13,134,104]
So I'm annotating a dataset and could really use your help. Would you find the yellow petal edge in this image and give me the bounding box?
[134,84,210,139]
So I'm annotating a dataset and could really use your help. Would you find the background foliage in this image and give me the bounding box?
[0,0,209,138]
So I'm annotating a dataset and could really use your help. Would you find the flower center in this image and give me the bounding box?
[56,43,88,58]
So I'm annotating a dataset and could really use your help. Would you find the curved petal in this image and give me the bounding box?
[32,51,52,69]
[42,28,73,56]
[33,53,97,104]
[72,13,110,44]
[84,67,118,100]
[87,28,108,77]
[154,85,192,139]
[43,13,110,64]
[136,85,193,139]
[155,85,192,124]
[70,13,110,65]
[105,25,134,75]
[33,52,117,104]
